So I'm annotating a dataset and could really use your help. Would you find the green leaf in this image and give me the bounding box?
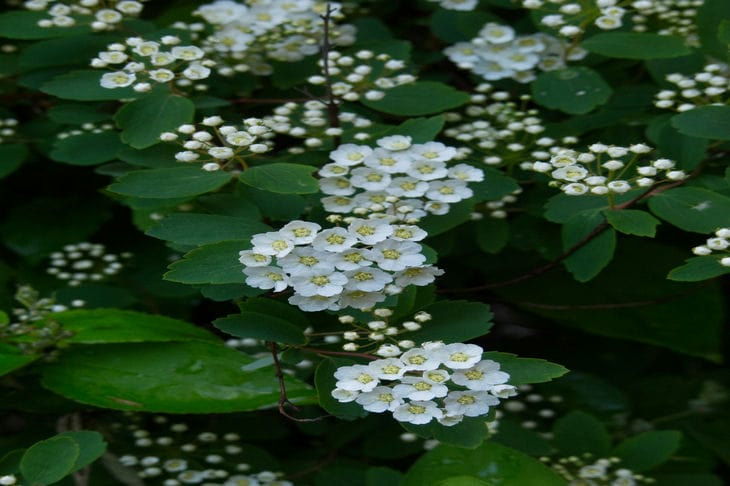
[41,70,137,101]
[115,90,195,149]
[40,341,314,412]
[582,33,691,59]
[239,163,319,194]
[118,144,179,168]
[402,441,566,486]
[0,11,90,39]
[213,306,307,345]
[20,436,80,486]
[315,358,368,420]
[646,114,708,170]
[544,194,610,223]
[718,19,730,46]
[562,212,616,282]
[47,103,111,124]
[402,416,491,449]
[697,0,730,58]
[164,240,250,285]
[552,411,611,457]
[0,345,40,377]
[0,143,29,179]
[668,256,730,281]
[366,467,403,486]
[0,449,23,476]
[647,187,730,232]
[50,131,125,166]
[19,34,116,68]
[481,352,568,385]
[532,67,612,114]
[491,419,553,456]
[603,209,660,237]
[48,309,217,344]
[58,431,107,473]
[405,301,493,344]
[108,166,232,199]
[147,213,269,246]
[670,106,730,141]
[378,116,446,143]
[613,430,682,472]
[429,8,498,43]
[476,218,509,254]
[471,168,520,201]
[362,82,470,116]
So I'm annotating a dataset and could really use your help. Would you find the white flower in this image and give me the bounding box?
[330,144,373,166]
[607,180,631,193]
[238,250,271,267]
[331,388,359,402]
[448,163,484,182]
[290,271,348,297]
[393,376,449,401]
[171,45,205,60]
[443,390,499,417]
[387,177,430,198]
[350,167,392,191]
[319,163,350,178]
[552,165,588,182]
[347,219,393,245]
[208,146,234,159]
[279,220,321,244]
[376,135,412,151]
[390,225,428,242]
[182,63,211,80]
[371,241,426,271]
[243,266,288,292]
[251,232,295,257]
[368,358,408,380]
[289,294,339,312]
[344,267,393,292]
[337,289,387,309]
[425,180,473,203]
[355,386,403,412]
[563,183,588,195]
[312,228,358,253]
[400,347,442,371]
[278,248,334,275]
[394,266,445,287]
[363,148,413,173]
[479,23,516,44]
[392,400,443,424]
[149,68,175,83]
[320,177,356,196]
[491,384,518,398]
[436,343,483,369]
[334,364,380,392]
[333,248,374,271]
[450,360,510,390]
[411,142,457,162]
[376,344,402,357]
[100,71,136,88]
[226,131,254,146]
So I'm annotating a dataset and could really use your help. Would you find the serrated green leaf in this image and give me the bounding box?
[315,358,368,420]
[40,341,314,412]
[147,213,269,246]
[402,441,566,486]
[670,105,730,141]
[377,116,446,143]
[532,67,612,114]
[58,431,107,473]
[108,166,232,199]
[0,143,28,179]
[20,436,79,486]
[552,411,611,457]
[562,212,615,282]
[164,240,250,285]
[48,308,217,344]
[481,352,569,385]
[613,430,682,472]
[0,344,40,377]
[668,256,730,281]
[239,163,319,194]
[405,301,493,344]
[582,33,691,59]
[647,187,730,232]
[362,82,470,116]
[50,131,124,166]
[115,90,195,149]
[41,70,137,101]
[603,209,660,237]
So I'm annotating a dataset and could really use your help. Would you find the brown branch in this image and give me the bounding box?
[267,341,329,423]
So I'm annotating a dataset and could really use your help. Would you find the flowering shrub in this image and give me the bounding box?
[0,0,729,484]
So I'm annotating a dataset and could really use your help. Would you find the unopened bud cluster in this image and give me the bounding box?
[334,309,433,355]
[25,0,146,30]
[332,341,517,426]
[160,117,273,172]
[654,63,729,112]
[0,118,18,144]
[691,228,730,267]
[444,22,586,83]
[46,242,132,286]
[524,143,686,196]
[56,122,114,140]
[544,455,654,485]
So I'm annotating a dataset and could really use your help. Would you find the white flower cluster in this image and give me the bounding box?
[159,117,273,172]
[263,100,374,152]
[0,118,18,144]
[332,342,517,426]
[56,122,114,140]
[319,136,483,222]
[24,0,146,30]
[334,309,433,354]
[239,220,443,312]
[654,63,729,112]
[630,0,704,45]
[523,143,686,196]
[46,242,132,286]
[10,285,84,325]
[425,0,478,10]
[187,0,356,76]
[500,384,565,437]
[93,37,215,92]
[308,50,415,102]
[444,22,586,83]
[484,188,523,219]
[691,228,730,267]
[546,455,654,486]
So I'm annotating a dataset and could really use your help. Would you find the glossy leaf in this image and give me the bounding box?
[239,163,319,194]
[405,301,493,344]
[532,67,612,114]
[582,33,691,59]
[552,411,611,457]
[668,256,730,281]
[115,90,195,149]
[164,240,253,285]
[562,212,616,282]
[108,166,232,199]
[58,431,107,472]
[20,436,79,486]
[481,352,568,385]
[213,311,307,345]
[670,105,730,141]
[362,82,470,116]
[647,187,730,233]
[147,213,269,246]
[603,209,660,237]
[0,344,40,377]
[41,70,137,101]
[613,430,682,472]
[40,341,315,412]
[0,11,89,39]
[0,144,28,179]
[50,131,125,166]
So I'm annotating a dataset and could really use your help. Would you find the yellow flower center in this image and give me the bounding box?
[382,249,401,260]
[457,395,476,405]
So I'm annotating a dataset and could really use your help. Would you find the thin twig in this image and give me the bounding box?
[267,341,329,423]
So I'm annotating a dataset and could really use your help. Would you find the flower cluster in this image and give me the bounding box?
[160,117,273,172]
[263,100,374,151]
[308,49,415,102]
[56,122,114,140]
[46,242,132,286]
[331,342,517,426]
[630,0,704,45]
[111,414,293,485]
[523,143,686,196]
[500,384,565,437]
[187,0,356,76]
[24,0,146,30]
[319,136,483,222]
[691,228,730,267]
[0,118,18,144]
[545,455,655,485]
[239,220,443,312]
[333,308,433,355]
[483,188,523,219]
[444,22,586,83]
[425,0,478,10]
[654,63,729,112]
[93,37,215,92]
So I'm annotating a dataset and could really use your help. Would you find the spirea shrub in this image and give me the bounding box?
[0,0,728,484]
